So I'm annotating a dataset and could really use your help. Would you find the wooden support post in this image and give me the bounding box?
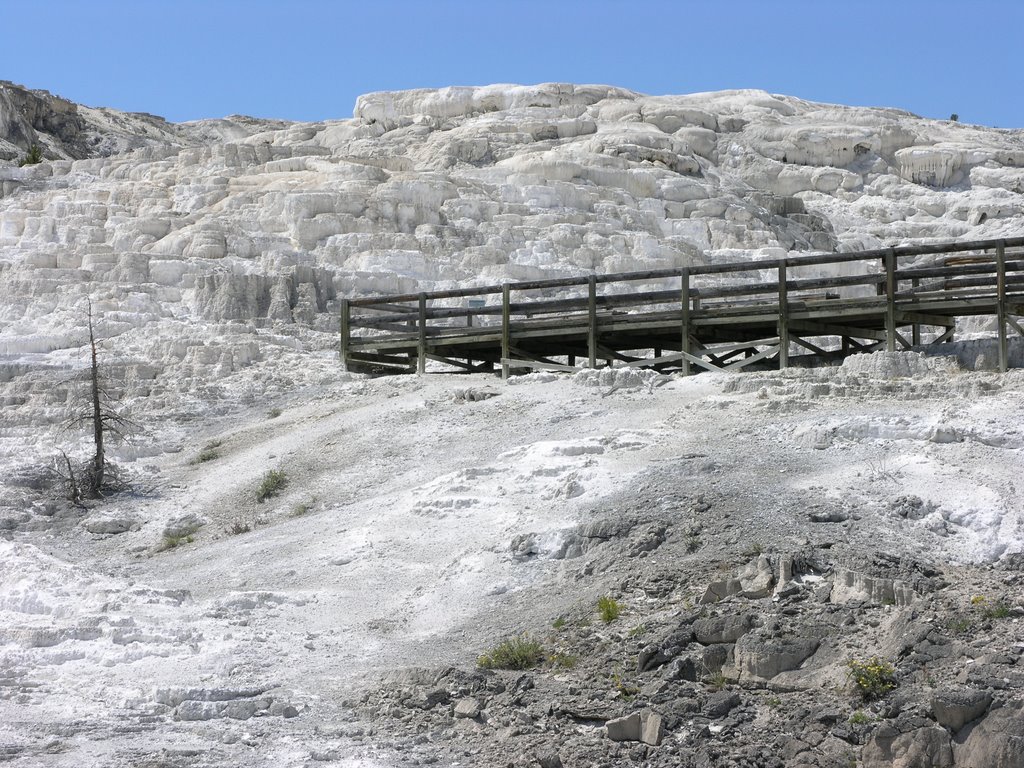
[885,248,897,352]
[680,269,691,376]
[339,298,350,370]
[501,284,511,380]
[997,240,1008,372]
[911,278,921,346]
[587,275,598,369]
[417,293,427,375]
[778,262,789,369]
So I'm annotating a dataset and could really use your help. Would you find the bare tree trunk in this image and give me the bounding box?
[88,302,104,496]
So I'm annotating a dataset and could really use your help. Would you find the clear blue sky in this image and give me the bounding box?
[4,0,1022,127]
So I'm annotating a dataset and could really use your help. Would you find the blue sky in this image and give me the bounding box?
[4,0,1022,127]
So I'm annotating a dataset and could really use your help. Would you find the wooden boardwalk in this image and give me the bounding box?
[340,237,1024,378]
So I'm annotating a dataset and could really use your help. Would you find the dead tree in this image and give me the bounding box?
[62,301,136,499]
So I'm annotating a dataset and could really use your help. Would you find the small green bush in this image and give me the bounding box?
[477,635,545,670]
[597,595,621,623]
[227,519,251,535]
[267,407,283,419]
[552,616,566,630]
[846,656,897,700]
[256,469,287,502]
[17,144,43,167]
[849,710,873,725]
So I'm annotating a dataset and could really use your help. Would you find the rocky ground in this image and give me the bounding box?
[2,354,1023,767]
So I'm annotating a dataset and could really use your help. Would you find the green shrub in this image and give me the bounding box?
[597,595,621,623]
[17,144,43,166]
[552,616,566,630]
[267,407,282,419]
[846,656,897,700]
[849,710,873,725]
[477,635,545,670]
[256,469,287,502]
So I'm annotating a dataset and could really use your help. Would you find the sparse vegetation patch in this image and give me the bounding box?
[846,656,897,700]
[597,595,621,623]
[256,469,287,502]
[477,635,545,670]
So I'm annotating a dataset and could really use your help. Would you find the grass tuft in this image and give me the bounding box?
[256,470,287,502]
[597,595,621,623]
[477,635,545,670]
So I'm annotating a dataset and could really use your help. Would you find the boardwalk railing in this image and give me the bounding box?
[340,237,1024,378]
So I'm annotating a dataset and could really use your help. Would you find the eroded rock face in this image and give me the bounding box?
[733,634,819,680]
[862,724,954,768]
[953,704,1024,768]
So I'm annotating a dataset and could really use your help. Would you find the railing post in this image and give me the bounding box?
[501,284,511,380]
[885,248,897,352]
[339,298,350,371]
[778,262,789,369]
[417,292,427,375]
[680,269,691,376]
[911,278,921,346]
[997,240,1008,373]
[587,275,598,369]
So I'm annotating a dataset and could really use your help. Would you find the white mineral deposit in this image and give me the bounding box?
[0,81,1022,767]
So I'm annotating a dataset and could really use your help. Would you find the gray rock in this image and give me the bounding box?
[738,554,776,597]
[640,709,665,746]
[701,643,733,674]
[163,513,205,539]
[931,689,992,732]
[704,691,740,718]
[84,514,136,534]
[700,578,743,604]
[663,656,699,682]
[605,710,664,746]
[534,750,562,768]
[831,567,916,606]
[605,712,641,742]
[952,704,1024,768]
[862,724,953,768]
[453,698,481,719]
[733,635,819,679]
[693,614,754,644]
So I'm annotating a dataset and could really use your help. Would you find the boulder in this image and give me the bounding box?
[605,709,664,746]
[605,712,641,742]
[862,724,953,768]
[953,704,1024,768]
[693,614,754,644]
[733,635,818,680]
[84,513,136,534]
[453,697,481,719]
[640,709,665,746]
[931,689,992,732]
